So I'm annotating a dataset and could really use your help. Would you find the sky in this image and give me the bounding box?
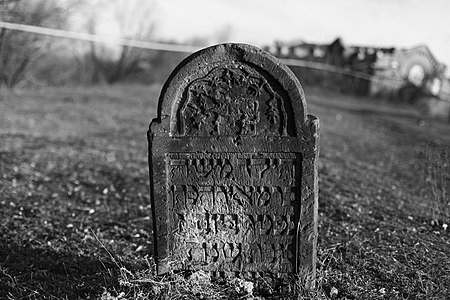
[149,0,450,76]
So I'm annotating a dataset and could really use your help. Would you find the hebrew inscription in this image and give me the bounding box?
[167,152,299,277]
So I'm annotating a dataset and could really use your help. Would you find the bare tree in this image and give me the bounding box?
[0,0,68,87]
[83,0,157,83]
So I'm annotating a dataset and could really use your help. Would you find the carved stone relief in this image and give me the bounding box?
[179,66,289,137]
[148,44,319,287]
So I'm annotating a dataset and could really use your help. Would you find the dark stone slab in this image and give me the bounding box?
[148,43,319,286]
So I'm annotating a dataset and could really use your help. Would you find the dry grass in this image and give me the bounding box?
[423,145,449,227]
[1,85,449,299]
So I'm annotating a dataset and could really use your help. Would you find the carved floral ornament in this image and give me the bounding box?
[178,65,292,137]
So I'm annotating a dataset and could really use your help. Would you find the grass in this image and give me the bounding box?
[423,145,449,225]
[0,84,449,299]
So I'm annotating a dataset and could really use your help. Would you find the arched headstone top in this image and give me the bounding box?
[151,43,308,137]
[148,43,319,288]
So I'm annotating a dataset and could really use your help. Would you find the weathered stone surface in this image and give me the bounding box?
[148,43,319,285]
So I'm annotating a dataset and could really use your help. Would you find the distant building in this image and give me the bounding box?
[440,78,450,101]
[268,39,328,60]
[269,38,346,65]
[371,45,447,99]
[266,39,447,100]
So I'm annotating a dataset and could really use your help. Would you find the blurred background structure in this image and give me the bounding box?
[0,0,449,112]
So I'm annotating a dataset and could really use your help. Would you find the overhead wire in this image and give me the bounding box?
[1,21,448,100]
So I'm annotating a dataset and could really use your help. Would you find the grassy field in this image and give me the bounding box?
[0,84,449,299]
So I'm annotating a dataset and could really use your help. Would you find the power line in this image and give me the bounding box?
[0,21,396,81]
[0,21,200,53]
[1,21,449,101]
[279,58,374,81]
[0,22,388,80]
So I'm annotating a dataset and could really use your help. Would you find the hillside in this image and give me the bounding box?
[0,85,449,299]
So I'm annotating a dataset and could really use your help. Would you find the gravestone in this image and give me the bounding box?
[148,43,319,286]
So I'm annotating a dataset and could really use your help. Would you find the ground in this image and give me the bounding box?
[0,85,449,299]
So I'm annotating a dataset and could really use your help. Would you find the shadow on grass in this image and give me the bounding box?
[0,238,119,299]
